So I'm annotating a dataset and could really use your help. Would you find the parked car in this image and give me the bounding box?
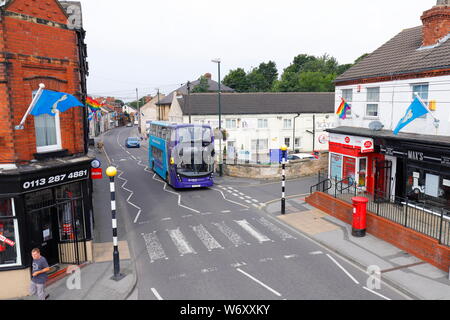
[125,137,141,148]
[126,123,132,127]
[287,153,317,161]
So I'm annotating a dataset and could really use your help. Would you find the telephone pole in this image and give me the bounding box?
[156,88,160,120]
[136,88,141,133]
[187,81,191,124]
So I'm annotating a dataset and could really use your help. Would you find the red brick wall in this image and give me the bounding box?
[306,192,450,272]
[0,0,84,163]
[421,6,450,47]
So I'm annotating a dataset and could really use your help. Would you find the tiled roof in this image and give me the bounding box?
[177,92,335,115]
[336,26,450,82]
[158,79,235,105]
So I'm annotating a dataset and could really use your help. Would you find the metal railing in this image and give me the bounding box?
[322,183,450,247]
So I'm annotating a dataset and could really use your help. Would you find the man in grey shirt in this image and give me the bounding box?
[30,248,51,300]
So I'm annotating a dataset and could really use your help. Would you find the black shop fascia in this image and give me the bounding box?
[0,156,94,271]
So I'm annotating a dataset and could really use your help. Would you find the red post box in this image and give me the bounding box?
[351,197,368,237]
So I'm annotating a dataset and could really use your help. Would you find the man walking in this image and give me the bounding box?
[30,248,50,300]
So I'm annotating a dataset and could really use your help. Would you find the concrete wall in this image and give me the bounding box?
[0,268,31,299]
[224,152,328,180]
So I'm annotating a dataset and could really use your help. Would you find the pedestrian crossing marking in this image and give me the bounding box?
[235,219,271,243]
[192,225,223,251]
[257,217,296,241]
[212,222,248,247]
[168,228,196,256]
[142,232,167,263]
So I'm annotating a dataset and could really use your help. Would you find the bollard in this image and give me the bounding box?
[281,145,288,215]
[106,166,125,281]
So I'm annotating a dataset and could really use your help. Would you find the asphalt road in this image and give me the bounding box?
[99,126,409,300]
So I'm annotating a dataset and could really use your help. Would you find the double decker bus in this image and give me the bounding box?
[148,121,215,188]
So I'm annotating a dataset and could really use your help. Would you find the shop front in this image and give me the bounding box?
[0,156,94,299]
[328,133,384,194]
[381,142,450,209]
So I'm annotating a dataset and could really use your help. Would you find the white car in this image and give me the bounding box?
[287,153,317,161]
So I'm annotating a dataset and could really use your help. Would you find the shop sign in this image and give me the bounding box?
[442,156,450,167]
[21,169,89,192]
[408,151,424,161]
[91,168,103,180]
[329,133,373,151]
[0,235,15,247]
[361,140,374,153]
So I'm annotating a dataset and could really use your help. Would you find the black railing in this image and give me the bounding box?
[310,179,332,194]
[328,184,450,247]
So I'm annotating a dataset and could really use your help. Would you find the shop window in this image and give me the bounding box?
[0,199,21,267]
[406,166,449,205]
[358,158,367,187]
[330,153,343,181]
[343,156,356,184]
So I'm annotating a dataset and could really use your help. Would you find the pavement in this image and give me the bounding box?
[20,128,448,300]
[265,197,450,300]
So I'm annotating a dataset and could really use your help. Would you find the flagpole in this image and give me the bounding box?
[15,83,45,130]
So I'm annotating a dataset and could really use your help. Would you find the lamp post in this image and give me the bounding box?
[212,58,223,177]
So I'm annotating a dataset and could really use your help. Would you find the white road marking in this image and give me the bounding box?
[212,222,248,247]
[235,219,271,243]
[221,210,231,213]
[201,267,218,273]
[168,228,196,256]
[284,254,299,259]
[257,217,296,241]
[362,287,391,300]
[142,232,167,263]
[151,288,164,300]
[245,200,252,204]
[239,197,245,200]
[210,188,249,208]
[251,199,259,203]
[326,254,360,285]
[116,170,142,224]
[232,193,239,197]
[161,218,172,221]
[245,196,252,199]
[236,268,282,297]
[309,251,323,255]
[191,225,223,251]
[231,262,247,268]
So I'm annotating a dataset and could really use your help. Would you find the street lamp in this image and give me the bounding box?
[212,58,223,177]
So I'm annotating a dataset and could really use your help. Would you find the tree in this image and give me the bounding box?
[223,68,249,92]
[192,76,209,93]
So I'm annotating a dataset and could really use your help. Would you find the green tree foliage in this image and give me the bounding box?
[223,53,368,93]
[192,76,210,93]
[222,68,249,92]
[222,61,278,93]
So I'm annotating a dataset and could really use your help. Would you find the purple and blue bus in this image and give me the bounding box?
[148,121,215,188]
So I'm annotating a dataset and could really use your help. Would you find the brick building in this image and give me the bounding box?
[0,0,92,299]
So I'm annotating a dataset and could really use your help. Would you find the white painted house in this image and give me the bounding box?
[327,1,450,210]
[168,92,336,163]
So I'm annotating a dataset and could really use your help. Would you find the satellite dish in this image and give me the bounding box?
[369,121,384,131]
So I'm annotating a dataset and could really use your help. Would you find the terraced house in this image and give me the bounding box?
[0,0,92,299]
[308,0,450,272]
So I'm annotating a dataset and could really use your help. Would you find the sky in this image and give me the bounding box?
[78,0,437,101]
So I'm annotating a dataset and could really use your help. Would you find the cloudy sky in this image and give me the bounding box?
[78,0,437,101]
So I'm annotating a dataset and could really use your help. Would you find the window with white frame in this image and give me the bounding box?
[251,139,268,152]
[283,119,292,129]
[0,198,21,268]
[226,119,237,129]
[366,87,380,118]
[412,83,429,119]
[258,119,268,129]
[34,113,62,153]
[342,89,353,118]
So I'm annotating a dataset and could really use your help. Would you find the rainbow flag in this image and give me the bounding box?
[86,96,103,112]
[336,98,351,119]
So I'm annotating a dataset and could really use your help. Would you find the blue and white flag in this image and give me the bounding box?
[393,97,429,135]
[31,90,83,116]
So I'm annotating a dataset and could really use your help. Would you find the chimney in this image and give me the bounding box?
[421,0,450,47]
[204,73,212,80]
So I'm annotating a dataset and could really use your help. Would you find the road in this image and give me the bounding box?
[100,126,409,300]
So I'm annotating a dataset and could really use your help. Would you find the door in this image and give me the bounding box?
[374,160,393,202]
[25,190,59,266]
